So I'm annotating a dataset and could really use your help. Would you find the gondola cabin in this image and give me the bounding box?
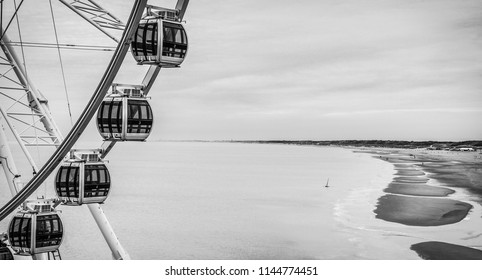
[131,6,188,66]
[0,239,14,260]
[0,247,14,260]
[8,199,63,256]
[55,150,111,206]
[97,84,153,141]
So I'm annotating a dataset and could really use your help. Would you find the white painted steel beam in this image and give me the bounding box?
[175,0,189,21]
[0,32,63,147]
[0,124,21,196]
[58,0,125,43]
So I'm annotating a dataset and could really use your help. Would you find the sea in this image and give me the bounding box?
[1,141,481,259]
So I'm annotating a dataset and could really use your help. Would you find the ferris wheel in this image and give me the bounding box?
[0,0,190,260]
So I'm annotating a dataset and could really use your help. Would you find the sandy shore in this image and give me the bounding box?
[369,150,481,226]
[371,149,482,194]
[358,148,482,259]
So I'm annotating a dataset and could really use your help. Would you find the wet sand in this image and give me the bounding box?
[411,241,482,260]
[375,194,472,226]
[423,164,482,196]
[393,176,429,183]
[395,169,425,176]
[366,148,482,259]
[385,182,455,197]
[396,151,481,195]
[371,151,480,226]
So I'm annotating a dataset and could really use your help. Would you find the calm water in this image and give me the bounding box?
[1,142,480,259]
[62,142,394,259]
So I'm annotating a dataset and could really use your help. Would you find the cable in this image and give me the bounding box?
[1,1,3,37]
[13,0,28,83]
[49,0,74,127]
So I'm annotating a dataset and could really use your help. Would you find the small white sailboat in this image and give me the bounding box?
[324,178,330,188]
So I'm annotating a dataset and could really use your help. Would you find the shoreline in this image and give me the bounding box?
[360,148,482,259]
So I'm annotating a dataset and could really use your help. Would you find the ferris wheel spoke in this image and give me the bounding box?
[0,126,22,196]
[58,0,126,43]
[100,140,117,159]
[141,65,162,95]
[0,0,25,42]
[1,33,63,145]
[175,0,190,21]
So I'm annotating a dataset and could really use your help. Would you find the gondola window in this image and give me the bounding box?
[9,217,31,248]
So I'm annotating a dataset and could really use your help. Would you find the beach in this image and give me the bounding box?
[360,148,482,259]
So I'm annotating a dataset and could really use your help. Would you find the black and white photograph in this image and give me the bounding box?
[0,0,481,275]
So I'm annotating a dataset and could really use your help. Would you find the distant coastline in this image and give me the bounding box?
[229,140,482,149]
[160,139,482,150]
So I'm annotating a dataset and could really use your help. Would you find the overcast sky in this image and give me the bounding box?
[2,0,482,141]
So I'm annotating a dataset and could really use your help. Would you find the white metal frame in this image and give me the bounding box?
[58,0,125,43]
[0,0,150,260]
[0,0,190,260]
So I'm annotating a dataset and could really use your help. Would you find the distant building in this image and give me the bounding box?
[427,144,448,150]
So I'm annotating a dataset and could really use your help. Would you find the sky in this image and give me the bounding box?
[1,0,482,141]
